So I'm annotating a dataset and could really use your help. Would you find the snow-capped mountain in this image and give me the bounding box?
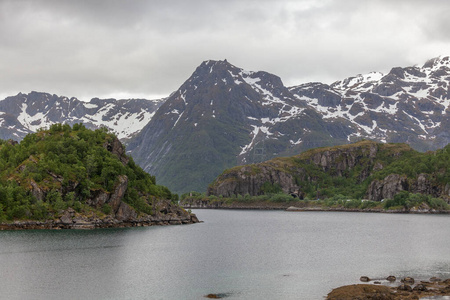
[0,91,164,141]
[290,55,450,150]
[128,57,449,194]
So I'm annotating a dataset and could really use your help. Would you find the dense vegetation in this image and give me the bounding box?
[0,123,177,222]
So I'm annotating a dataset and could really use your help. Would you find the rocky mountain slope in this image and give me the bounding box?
[0,91,164,142]
[207,141,450,202]
[128,57,450,194]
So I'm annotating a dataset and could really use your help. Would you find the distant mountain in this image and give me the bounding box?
[128,57,450,194]
[290,56,450,151]
[0,91,164,141]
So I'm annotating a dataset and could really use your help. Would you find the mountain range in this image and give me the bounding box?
[1,56,449,194]
[0,91,164,142]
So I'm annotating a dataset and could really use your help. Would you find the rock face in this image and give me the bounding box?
[367,174,409,201]
[209,164,300,197]
[104,136,129,165]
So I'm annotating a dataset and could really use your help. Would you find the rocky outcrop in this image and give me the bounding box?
[115,202,137,221]
[367,173,444,201]
[86,174,130,220]
[367,174,409,201]
[108,175,128,213]
[208,164,300,197]
[309,143,378,179]
[104,136,129,165]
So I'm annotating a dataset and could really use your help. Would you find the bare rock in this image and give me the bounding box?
[327,284,393,300]
[401,277,415,285]
[386,276,396,282]
[87,191,109,208]
[397,284,412,292]
[30,180,45,201]
[104,136,129,165]
[413,284,427,292]
[430,277,442,282]
[190,214,200,223]
[367,174,409,201]
[59,211,73,225]
[107,175,128,213]
[115,201,137,221]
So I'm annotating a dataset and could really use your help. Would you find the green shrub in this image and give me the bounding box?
[102,204,112,215]
[260,182,283,194]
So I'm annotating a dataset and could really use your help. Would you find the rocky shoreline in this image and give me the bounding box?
[327,276,450,300]
[0,208,200,230]
[181,198,450,214]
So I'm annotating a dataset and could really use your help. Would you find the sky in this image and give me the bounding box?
[1,0,450,101]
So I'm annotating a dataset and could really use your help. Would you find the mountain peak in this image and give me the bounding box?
[331,71,384,90]
[422,55,450,70]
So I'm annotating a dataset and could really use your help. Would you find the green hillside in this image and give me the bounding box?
[0,123,178,222]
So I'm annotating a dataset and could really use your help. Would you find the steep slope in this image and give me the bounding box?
[0,91,164,142]
[127,60,347,194]
[208,141,450,202]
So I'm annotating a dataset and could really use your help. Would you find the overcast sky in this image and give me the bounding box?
[1,0,449,101]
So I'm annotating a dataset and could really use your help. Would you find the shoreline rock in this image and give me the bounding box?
[0,213,201,230]
[181,199,450,214]
[327,276,450,300]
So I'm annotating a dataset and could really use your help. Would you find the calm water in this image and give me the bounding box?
[0,210,449,299]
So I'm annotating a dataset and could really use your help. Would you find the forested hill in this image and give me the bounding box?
[0,124,197,228]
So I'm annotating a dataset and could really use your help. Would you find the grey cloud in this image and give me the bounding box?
[1,0,450,100]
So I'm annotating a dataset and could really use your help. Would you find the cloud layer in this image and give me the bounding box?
[1,0,449,101]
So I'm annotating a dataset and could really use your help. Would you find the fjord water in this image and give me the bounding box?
[0,210,449,299]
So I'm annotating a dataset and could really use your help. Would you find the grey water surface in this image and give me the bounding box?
[0,210,449,299]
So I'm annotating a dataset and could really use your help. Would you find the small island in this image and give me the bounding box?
[0,124,199,229]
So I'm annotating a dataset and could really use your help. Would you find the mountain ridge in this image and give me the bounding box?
[0,91,164,142]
